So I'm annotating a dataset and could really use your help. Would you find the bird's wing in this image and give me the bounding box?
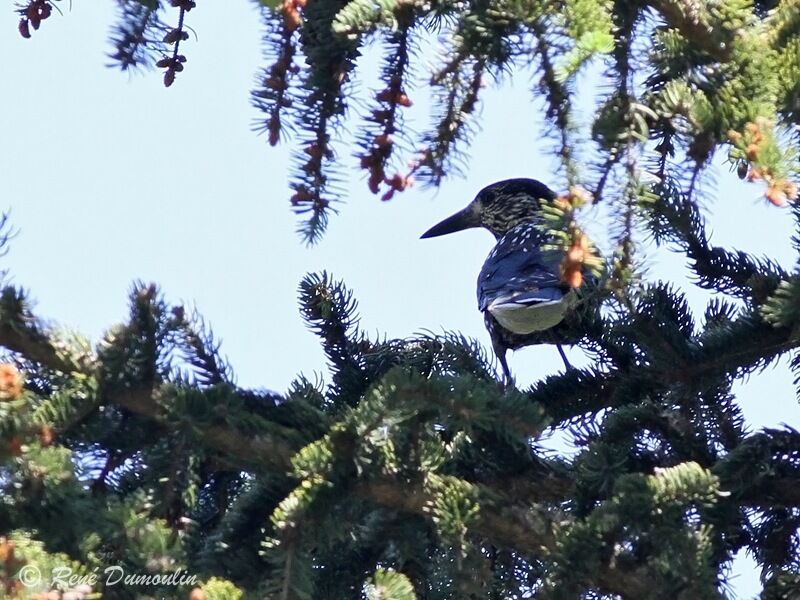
[477,223,565,313]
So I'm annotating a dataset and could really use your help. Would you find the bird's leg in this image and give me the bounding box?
[556,344,572,370]
[502,367,515,388]
[492,338,515,388]
[501,358,515,389]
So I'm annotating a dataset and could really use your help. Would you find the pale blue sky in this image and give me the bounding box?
[2,2,798,596]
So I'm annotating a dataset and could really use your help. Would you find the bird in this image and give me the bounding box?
[421,178,587,385]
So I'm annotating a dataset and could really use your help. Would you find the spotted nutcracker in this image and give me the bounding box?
[422,178,590,384]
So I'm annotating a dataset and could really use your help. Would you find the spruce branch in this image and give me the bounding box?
[533,308,799,427]
[16,0,62,40]
[298,271,370,404]
[155,0,195,88]
[658,308,794,382]
[172,306,234,386]
[646,179,787,301]
[288,0,362,243]
[108,0,169,70]
[357,8,415,201]
[5,279,800,596]
[0,286,89,375]
[530,15,578,181]
[252,10,300,147]
[644,0,744,59]
[714,426,800,507]
[354,476,664,599]
[115,386,299,469]
[72,0,800,239]
[412,55,485,186]
[0,285,300,470]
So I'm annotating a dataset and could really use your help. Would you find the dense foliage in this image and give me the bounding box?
[4,0,800,598]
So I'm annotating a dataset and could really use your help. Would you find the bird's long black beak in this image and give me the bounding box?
[420,207,477,239]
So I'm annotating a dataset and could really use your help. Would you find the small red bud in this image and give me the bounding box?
[290,187,313,205]
[564,268,583,288]
[766,186,787,207]
[163,29,182,44]
[368,169,383,194]
[384,173,410,191]
[566,246,585,264]
[304,143,322,159]
[283,3,302,30]
[374,134,392,148]
[264,77,286,91]
[19,18,31,38]
[268,116,280,146]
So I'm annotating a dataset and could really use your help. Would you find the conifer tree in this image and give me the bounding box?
[4,0,800,598]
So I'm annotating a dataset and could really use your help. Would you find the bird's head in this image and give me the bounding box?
[420,178,556,240]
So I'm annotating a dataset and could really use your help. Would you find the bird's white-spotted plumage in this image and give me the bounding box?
[478,221,572,334]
